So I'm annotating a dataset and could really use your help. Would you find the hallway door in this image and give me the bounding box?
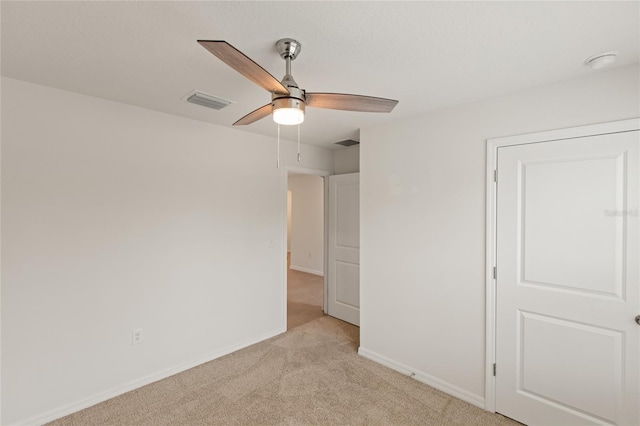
[327,173,360,326]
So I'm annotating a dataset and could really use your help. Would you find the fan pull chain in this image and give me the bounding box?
[297,124,301,162]
[277,124,281,169]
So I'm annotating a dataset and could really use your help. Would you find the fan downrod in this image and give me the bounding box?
[276,38,301,60]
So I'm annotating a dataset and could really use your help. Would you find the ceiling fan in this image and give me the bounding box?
[197,38,399,126]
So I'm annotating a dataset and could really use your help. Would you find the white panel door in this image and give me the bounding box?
[328,173,360,326]
[496,131,639,425]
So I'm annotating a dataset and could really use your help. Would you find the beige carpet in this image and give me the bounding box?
[48,271,519,425]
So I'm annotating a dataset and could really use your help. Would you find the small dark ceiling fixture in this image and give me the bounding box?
[335,139,360,147]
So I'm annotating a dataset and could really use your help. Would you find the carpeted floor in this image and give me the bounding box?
[48,271,519,425]
[287,269,325,330]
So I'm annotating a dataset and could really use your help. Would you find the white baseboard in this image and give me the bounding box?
[358,347,485,409]
[289,265,324,276]
[19,327,286,426]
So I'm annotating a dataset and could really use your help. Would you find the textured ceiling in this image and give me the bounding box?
[2,1,638,148]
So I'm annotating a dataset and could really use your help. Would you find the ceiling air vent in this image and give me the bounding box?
[184,90,233,110]
[334,139,359,147]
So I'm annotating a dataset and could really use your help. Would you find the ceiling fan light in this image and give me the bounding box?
[272,97,305,125]
[273,107,305,125]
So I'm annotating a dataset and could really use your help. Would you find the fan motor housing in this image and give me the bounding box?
[272,97,305,114]
[272,85,306,110]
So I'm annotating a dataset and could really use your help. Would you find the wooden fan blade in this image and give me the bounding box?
[305,93,398,113]
[233,103,273,126]
[198,40,289,95]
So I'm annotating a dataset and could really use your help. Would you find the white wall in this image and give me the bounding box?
[333,145,360,174]
[0,77,333,424]
[287,174,324,275]
[359,64,640,406]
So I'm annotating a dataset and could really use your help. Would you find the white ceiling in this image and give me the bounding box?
[2,1,638,148]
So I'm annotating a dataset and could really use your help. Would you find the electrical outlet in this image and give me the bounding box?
[308,252,313,258]
[132,328,143,345]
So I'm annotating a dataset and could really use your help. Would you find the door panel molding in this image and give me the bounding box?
[484,118,640,415]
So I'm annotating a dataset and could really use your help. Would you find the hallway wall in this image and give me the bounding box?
[288,174,325,276]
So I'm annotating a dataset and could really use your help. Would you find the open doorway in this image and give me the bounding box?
[286,173,325,329]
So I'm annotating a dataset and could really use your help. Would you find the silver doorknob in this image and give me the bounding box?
[636,315,640,325]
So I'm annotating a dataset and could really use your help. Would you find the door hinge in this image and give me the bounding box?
[494,169,498,183]
[493,363,496,376]
[493,266,497,280]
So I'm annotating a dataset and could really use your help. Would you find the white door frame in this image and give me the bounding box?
[282,166,332,329]
[484,118,640,412]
